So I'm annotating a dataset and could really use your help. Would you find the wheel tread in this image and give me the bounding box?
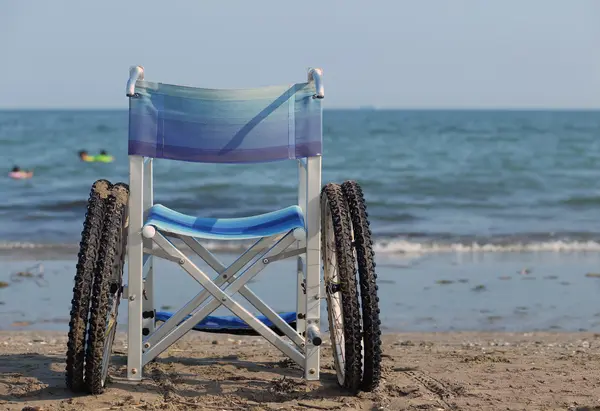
[342,180,382,392]
[321,183,363,394]
[85,183,129,394]
[66,179,112,392]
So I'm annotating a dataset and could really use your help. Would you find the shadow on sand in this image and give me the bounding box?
[0,351,358,410]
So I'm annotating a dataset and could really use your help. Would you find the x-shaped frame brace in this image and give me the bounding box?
[140,229,309,368]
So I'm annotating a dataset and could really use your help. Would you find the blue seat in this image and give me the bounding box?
[145,204,305,240]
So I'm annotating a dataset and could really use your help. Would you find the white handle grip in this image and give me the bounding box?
[308,68,324,99]
[126,65,145,97]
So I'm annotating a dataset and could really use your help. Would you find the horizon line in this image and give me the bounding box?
[0,106,599,112]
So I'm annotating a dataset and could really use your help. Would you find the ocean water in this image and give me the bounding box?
[1,109,600,332]
[1,109,599,255]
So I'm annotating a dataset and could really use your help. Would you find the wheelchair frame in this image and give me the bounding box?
[124,66,324,382]
[66,65,381,395]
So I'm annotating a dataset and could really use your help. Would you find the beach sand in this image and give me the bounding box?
[1,330,599,411]
[2,251,600,409]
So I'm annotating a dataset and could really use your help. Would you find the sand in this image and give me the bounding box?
[5,252,600,334]
[0,331,599,410]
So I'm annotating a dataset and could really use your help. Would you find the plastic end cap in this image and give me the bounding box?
[142,225,156,239]
[312,336,322,346]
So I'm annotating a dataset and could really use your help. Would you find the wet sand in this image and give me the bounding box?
[1,330,600,410]
[2,251,600,333]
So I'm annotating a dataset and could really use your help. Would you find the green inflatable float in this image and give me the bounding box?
[79,150,114,163]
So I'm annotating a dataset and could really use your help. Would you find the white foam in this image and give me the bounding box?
[2,239,600,256]
[373,239,600,254]
[0,242,75,250]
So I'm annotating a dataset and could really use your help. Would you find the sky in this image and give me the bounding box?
[1,0,599,109]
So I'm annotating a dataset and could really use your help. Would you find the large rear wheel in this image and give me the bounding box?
[85,183,129,394]
[342,180,382,392]
[66,180,112,392]
[321,183,363,394]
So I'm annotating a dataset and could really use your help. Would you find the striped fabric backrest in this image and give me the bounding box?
[128,80,322,163]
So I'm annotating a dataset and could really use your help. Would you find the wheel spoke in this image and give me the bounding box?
[323,194,347,386]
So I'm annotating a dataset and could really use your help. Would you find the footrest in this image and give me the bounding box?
[145,204,305,240]
[155,311,297,336]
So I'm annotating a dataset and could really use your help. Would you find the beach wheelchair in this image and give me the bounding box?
[65,65,382,395]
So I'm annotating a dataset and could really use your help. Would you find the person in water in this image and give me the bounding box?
[9,166,33,179]
[78,150,114,162]
[95,150,114,163]
[79,150,95,162]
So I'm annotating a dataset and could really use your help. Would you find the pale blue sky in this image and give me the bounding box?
[1,0,599,109]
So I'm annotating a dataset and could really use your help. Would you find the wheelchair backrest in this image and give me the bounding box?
[128,78,323,164]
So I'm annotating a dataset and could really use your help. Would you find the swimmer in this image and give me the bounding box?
[78,150,95,162]
[8,166,33,179]
[94,150,114,163]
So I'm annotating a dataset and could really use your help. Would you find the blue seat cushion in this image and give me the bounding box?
[145,204,305,240]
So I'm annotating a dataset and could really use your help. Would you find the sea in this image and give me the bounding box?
[1,109,600,332]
